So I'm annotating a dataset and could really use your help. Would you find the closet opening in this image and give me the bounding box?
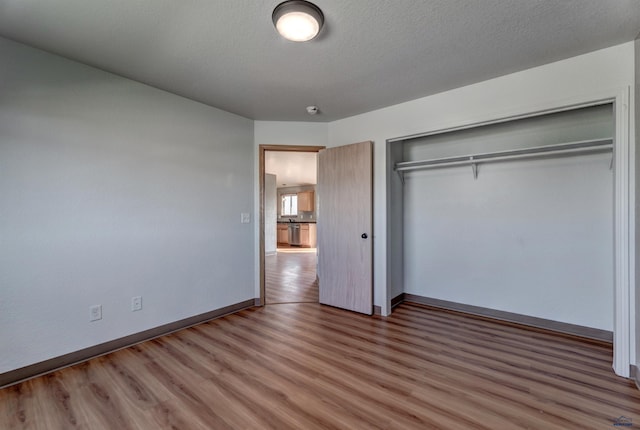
[387,101,631,374]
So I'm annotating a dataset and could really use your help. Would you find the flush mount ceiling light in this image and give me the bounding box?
[272,0,324,42]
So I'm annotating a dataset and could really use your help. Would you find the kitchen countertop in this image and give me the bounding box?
[277,220,316,224]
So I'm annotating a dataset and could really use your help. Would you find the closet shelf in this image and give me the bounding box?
[394,138,613,180]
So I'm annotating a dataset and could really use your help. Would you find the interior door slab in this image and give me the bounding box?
[317,141,373,314]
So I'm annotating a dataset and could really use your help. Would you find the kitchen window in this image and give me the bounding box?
[281,194,298,216]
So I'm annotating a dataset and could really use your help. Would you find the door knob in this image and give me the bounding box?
[361,233,368,239]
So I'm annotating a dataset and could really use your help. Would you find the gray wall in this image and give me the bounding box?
[0,38,255,374]
[387,142,404,304]
[401,105,614,330]
[265,174,277,255]
[635,36,640,369]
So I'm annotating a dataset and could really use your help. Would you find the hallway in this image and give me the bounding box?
[265,248,318,304]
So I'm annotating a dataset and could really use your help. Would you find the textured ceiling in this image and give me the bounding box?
[0,1,639,122]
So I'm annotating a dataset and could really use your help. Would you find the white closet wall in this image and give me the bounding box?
[401,105,614,330]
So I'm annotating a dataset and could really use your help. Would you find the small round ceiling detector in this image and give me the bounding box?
[306,105,319,115]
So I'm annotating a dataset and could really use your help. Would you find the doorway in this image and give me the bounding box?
[259,145,325,305]
[394,104,614,329]
[385,93,633,378]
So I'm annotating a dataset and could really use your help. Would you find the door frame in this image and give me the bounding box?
[259,145,325,305]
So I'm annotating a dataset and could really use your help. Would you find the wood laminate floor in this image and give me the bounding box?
[2,302,639,429]
[265,249,318,304]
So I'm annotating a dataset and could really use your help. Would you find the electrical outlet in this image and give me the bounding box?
[240,212,250,224]
[131,296,142,312]
[89,305,102,322]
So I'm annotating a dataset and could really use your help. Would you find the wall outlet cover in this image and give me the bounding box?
[89,305,102,322]
[131,296,142,312]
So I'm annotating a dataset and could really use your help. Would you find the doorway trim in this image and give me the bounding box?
[259,145,326,305]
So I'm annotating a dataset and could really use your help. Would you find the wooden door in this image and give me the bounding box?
[317,141,373,314]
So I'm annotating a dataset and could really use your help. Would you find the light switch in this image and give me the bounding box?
[241,212,250,224]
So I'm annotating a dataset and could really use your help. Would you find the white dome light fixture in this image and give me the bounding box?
[272,1,324,42]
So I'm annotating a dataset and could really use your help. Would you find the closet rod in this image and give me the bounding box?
[394,138,613,173]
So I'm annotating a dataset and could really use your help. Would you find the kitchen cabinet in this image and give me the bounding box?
[300,225,309,246]
[300,223,317,247]
[298,191,314,212]
[277,224,288,244]
[277,223,316,247]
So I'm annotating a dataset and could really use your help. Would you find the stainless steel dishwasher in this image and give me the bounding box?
[288,223,301,246]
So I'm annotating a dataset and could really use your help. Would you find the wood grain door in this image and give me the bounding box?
[317,141,373,315]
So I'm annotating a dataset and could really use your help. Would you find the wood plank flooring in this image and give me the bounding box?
[2,302,639,429]
[265,249,318,304]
